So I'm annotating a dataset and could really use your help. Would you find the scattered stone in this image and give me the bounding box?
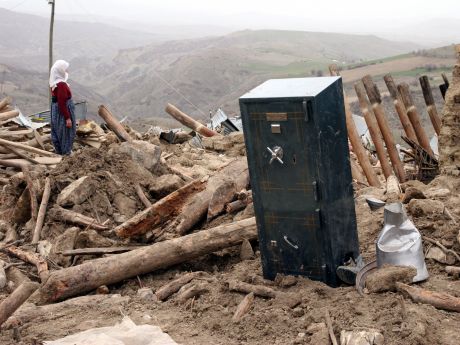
[402,187,426,204]
[37,240,52,258]
[75,230,116,249]
[97,285,110,294]
[57,176,93,207]
[240,239,255,261]
[113,192,138,218]
[149,174,184,199]
[307,322,330,345]
[408,199,445,217]
[366,265,417,293]
[275,274,298,288]
[426,246,456,265]
[119,140,162,173]
[292,307,304,317]
[425,188,451,199]
[400,180,427,193]
[137,287,155,300]
[49,227,80,267]
[340,329,384,345]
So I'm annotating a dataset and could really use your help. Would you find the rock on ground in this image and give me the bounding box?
[119,140,162,173]
[366,265,417,293]
[57,176,93,207]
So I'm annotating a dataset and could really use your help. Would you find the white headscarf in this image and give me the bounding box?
[49,60,69,91]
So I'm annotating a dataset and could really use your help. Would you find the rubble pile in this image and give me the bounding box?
[0,48,460,345]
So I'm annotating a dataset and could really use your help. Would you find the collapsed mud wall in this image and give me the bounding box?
[439,45,460,176]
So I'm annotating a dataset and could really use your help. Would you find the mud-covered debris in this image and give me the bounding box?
[365,265,417,293]
[56,176,93,207]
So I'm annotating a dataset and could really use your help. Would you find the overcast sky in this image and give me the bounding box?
[1,0,459,44]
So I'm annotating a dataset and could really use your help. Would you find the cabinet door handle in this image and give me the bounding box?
[283,236,299,250]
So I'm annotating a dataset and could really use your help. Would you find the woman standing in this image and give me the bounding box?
[49,60,76,155]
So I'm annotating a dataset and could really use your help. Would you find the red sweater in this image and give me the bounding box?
[52,82,72,120]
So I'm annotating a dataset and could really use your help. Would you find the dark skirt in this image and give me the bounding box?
[50,99,76,155]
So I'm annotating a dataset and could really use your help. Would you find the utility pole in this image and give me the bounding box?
[48,0,55,101]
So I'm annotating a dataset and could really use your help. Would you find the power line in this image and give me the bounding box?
[6,0,31,11]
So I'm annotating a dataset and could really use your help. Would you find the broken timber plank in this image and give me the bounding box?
[0,138,55,157]
[160,159,249,239]
[32,177,51,244]
[232,292,255,322]
[0,110,19,122]
[37,217,257,303]
[115,179,206,238]
[1,246,49,282]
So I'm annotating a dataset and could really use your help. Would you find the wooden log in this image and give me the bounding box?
[228,280,277,298]
[32,177,51,244]
[396,282,460,312]
[0,157,62,166]
[98,105,132,142]
[2,246,49,282]
[362,75,406,182]
[329,65,380,187]
[33,130,46,150]
[134,183,151,209]
[176,282,209,303]
[0,129,34,138]
[0,138,55,157]
[3,294,129,329]
[0,110,19,122]
[232,292,255,322]
[162,159,249,238]
[115,179,206,238]
[37,217,257,303]
[49,206,109,231]
[398,83,435,156]
[325,308,338,345]
[155,271,208,301]
[445,266,460,276]
[383,74,418,142]
[226,199,252,214]
[22,166,38,226]
[0,135,51,155]
[1,145,40,164]
[0,281,40,328]
[354,82,392,179]
[165,103,218,137]
[61,246,143,256]
[0,96,11,111]
[0,159,26,169]
[419,76,442,135]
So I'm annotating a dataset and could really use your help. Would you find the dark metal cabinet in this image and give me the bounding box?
[239,77,359,287]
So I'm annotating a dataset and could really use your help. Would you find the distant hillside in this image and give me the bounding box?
[0,63,106,116]
[73,29,421,121]
[0,8,158,72]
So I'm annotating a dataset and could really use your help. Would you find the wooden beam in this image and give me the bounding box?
[37,217,257,303]
[354,81,393,179]
[32,177,51,244]
[329,65,380,187]
[383,74,418,142]
[362,75,406,182]
[0,281,39,327]
[398,82,435,156]
[165,103,219,137]
[419,76,442,135]
[98,105,132,142]
[0,96,11,111]
[0,110,19,122]
[0,138,55,157]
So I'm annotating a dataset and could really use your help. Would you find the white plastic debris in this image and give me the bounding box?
[340,330,384,345]
[44,316,179,345]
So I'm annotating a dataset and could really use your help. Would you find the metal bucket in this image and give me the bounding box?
[376,203,429,282]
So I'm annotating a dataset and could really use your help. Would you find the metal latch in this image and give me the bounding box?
[267,146,284,165]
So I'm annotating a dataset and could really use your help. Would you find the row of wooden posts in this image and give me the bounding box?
[329,65,443,187]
